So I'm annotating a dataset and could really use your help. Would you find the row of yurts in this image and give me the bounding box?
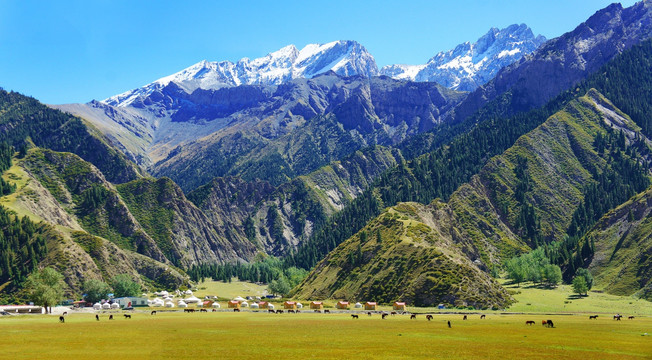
[100,290,408,311]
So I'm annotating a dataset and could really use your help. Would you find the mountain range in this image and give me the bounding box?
[2,1,652,307]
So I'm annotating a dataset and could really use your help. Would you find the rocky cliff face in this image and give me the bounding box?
[451,2,652,123]
[381,24,546,91]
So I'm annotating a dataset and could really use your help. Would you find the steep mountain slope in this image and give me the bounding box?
[381,24,545,91]
[293,203,512,308]
[0,90,142,184]
[59,74,463,190]
[0,153,187,295]
[292,89,652,302]
[578,188,652,300]
[105,40,379,108]
[451,1,652,123]
[187,146,403,256]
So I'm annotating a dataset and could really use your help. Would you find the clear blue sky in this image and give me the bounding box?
[0,0,638,104]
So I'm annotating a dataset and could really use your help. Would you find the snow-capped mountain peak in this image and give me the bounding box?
[104,40,378,107]
[380,24,546,91]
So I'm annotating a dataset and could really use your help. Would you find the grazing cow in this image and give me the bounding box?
[324,310,330,314]
[447,321,451,328]
[367,312,372,316]
[351,314,358,319]
[410,314,416,320]
[314,310,321,313]
[233,308,240,312]
[276,310,284,314]
[212,309,216,312]
[391,312,397,316]
[200,309,207,313]
[426,315,433,321]
[463,315,467,320]
[151,311,157,315]
[124,314,131,319]
[480,314,486,319]
[269,309,275,313]
[628,316,635,320]
[296,310,301,313]
[59,316,65,323]
[545,320,554,328]
[109,315,113,320]
[525,321,535,325]
[382,313,388,319]
[589,315,598,320]
[288,310,295,314]
[542,320,547,326]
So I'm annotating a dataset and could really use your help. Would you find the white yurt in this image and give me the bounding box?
[164,297,173,302]
[233,296,246,302]
[268,304,275,310]
[165,301,174,308]
[102,303,111,310]
[110,303,120,309]
[354,302,363,309]
[185,290,193,296]
[93,303,102,310]
[152,299,164,307]
[250,303,259,309]
[241,301,249,308]
[296,302,303,309]
[212,302,221,308]
[177,300,187,308]
[184,296,201,304]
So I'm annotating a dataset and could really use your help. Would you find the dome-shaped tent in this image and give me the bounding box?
[354,302,363,309]
[268,304,275,310]
[296,302,303,309]
[184,296,201,304]
[110,303,120,309]
[250,303,259,309]
[233,296,246,302]
[241,301,249,307]
[102,303,111,310]
[177,300,187,308]
[165,301,174,308]
[93,303,102,310]
[212,302,221,308]
[185,290,193,295]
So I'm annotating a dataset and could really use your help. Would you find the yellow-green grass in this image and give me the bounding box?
[0,312,650,359]
[505,281,652,316]
[175,279,268,301]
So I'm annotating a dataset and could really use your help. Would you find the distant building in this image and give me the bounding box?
[258,301,269,309]
[393,302,406,311]
[364,302,377,310]
[336,301,349,310]
[228,300,241,309]
[310,301,323,310]
[283,301,297,310]
[113,297,148,308]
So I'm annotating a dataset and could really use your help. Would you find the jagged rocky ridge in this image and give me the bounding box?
[380,24,546,91]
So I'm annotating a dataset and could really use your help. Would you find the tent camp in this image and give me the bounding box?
[93,303,102,310]
[102,303,111,310]
[354,302,362,309]
[336,301,349,310]
[241,301,249,308]
[184,296,201,304]
[177,300,187,308]
[165,302,174,308]
[250,303,259,309]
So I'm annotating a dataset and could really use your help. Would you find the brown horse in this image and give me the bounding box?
[480,314,486,319]
[463,315,467,320]
[628,316,635,320]
[410,314,416,320]
[288,310,295,314]
[367,312,372,316]
[589,315,598,319]
[525,320,535,325]
[351,314,358,319]
[95,314,99,321]
[324,309,330,314]
[382,313,388,319]
[200,309,207,312]
[276,310,284,314]
[426,315,433,321]
[109,315,113,320]
[391,311,397,316]
[123,314,131,319]
[545,320,554,328]
[59,316,65,323]
[268,309,275,313]
[233,308,240,312]
[151,311,157,315]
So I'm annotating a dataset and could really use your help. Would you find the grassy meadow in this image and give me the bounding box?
[0,311,650,359]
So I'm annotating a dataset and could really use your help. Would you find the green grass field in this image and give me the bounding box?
[0,311,650,359]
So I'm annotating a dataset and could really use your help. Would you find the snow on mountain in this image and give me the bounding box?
[380,24,546,91]
[105,40,378,107]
